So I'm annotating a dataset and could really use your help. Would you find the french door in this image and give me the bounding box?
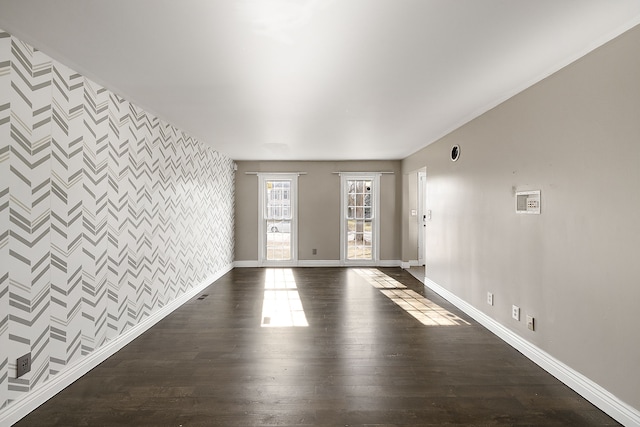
[340,173,380,265]
[258,173,298,266]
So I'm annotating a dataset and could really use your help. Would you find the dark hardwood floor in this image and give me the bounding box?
[15,267,619,426]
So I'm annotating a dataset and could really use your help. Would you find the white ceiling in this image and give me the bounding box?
[1,1,640,161]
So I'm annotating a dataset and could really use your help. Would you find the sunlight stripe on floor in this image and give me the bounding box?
[354,269,470,326]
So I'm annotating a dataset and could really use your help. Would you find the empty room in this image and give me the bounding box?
[1,1,639,426]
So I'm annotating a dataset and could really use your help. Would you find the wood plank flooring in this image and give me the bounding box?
[14,267,619,426]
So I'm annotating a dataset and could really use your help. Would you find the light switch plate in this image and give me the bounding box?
[527,315,535,331]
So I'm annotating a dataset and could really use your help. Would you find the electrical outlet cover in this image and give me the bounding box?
[17,353,31,378]
[512,305,520,321]
[487,292,493,306]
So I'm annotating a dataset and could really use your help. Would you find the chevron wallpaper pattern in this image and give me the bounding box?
[0,30,235,411]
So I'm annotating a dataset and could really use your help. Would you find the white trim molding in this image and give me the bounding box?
[297,260,341,267]
[400,260,421,269]
[0,263,234,427]
[234,260,402,268]
[377,259,403,268]
[234,260,260,268]
[423,276,640,427]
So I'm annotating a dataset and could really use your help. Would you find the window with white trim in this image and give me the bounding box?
[340,173,380,264]
[258,174,298,266]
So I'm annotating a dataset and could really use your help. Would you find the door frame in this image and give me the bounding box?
[417,171,427,266]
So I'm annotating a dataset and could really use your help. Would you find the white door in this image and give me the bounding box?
[340,173,380,265]
[258,173,298,266]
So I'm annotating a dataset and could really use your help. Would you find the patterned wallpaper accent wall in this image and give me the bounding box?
[0,30,235,410]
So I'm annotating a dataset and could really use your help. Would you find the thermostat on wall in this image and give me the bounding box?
[515,190,541,214]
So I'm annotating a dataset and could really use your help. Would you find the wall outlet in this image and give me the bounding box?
[312,248,317,255]
[512,305,520,321]
[487,292,493,306]
[527,315,535,331]
[17,353,31,378]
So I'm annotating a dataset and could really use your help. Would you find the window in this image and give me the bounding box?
[340,173,380,264]
[258,174,298,266]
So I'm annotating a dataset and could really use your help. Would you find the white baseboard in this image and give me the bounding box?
[423,276,640,427]
[400,260,421,269]
[233,260,259,268]
[0,263,234,427]
[377,259,402,267]
[234,260,402,268]
[234,260,342,268]
[297,260,341,267]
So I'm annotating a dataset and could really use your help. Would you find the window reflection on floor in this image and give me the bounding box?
[261,269,309,327]
[353,269,470,326]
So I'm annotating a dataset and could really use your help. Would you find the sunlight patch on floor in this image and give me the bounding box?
[353,269,470,326]
[261,268,309,327]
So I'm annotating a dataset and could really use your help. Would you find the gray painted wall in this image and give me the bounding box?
[235,161,402,263]
[402,24,640,410]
